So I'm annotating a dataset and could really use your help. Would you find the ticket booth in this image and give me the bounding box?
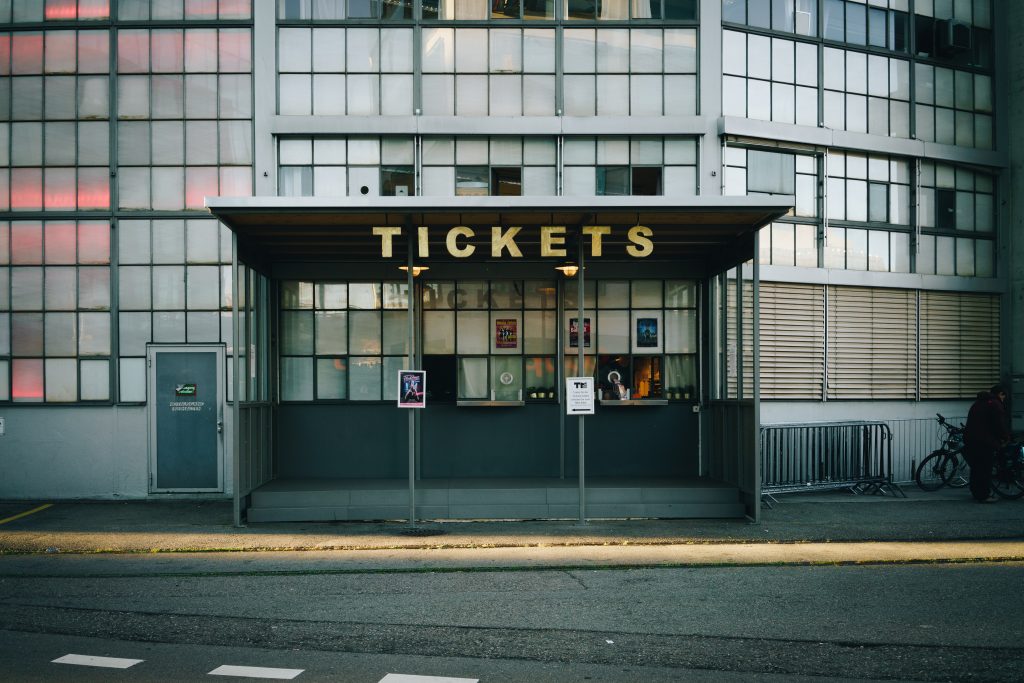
[208,196,790,523]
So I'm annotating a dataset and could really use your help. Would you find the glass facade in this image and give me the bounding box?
[0,0,1007,409]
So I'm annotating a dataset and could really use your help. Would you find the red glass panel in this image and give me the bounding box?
[12,359,45,402]
[44,168,77,210]
[185,166,219,209]
[184,29,217,73]
[44,30,77,74]
[218,0,252,19]
[0,223,9,264]
[0,35,11,77]
[77,0,110,20]
[44,0,77,20]
[11,222,43,264]
[78,31,110,74]
[77,221,110,264]
[44,222,77,264]
[77,168,110,210]
[11,33,44,75]
[218,29,251,73]
[185,0,218,19]
[11,169,43,211]
[117,30,149,73]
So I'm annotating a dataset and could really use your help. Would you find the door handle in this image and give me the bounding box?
[217,420,224,434]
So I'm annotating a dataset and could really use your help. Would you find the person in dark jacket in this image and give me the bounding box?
[963,384,1010,502]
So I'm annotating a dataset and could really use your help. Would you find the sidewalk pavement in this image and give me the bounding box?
[0,487,1022,570]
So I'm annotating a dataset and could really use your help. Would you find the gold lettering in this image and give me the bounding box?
[626,225,654,258]
[491,226,523,258]
[372,226,402,258]
[446,226,476,258]
[540,226,566,257]
[418,226,430,258]
[582,225,611,257]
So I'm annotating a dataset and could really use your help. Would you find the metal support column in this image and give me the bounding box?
[577,231,586,526]
[406,225,416,527]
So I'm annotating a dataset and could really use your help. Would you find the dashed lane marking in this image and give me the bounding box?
[52,654,143,669]
[379,675,479,683]
[0,503,53,525]
[209,665,305,679]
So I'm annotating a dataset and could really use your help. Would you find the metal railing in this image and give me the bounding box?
[885,416,966,484]
[760,421,905,502]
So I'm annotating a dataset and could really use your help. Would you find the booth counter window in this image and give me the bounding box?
[278,278,697,405]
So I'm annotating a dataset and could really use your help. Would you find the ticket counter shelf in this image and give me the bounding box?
[599,399,669,406]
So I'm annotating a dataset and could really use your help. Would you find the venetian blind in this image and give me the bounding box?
[760,282,825,400]
[725,276,754,399]
[826,286,917,399]
[920,291,1000,398]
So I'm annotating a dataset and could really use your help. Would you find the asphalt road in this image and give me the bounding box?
[1,556,1022,682]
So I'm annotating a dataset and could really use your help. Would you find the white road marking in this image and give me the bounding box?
[209,664,304,679]
[379,675,479,683]
[52,654,143,669]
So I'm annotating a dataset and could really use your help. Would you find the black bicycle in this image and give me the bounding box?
[991,442,1024,499]
[915,414,969,491]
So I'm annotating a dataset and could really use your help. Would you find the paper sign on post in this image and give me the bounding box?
[566,377,595,415]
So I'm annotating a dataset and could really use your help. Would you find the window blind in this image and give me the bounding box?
[760,282,824,399]
[920,291,1000,398]
[826,285,917,399]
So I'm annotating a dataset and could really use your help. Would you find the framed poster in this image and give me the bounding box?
[495,318,518,349]
[569,317,591,348]
[631,311,663,353]
[397,370,426,408]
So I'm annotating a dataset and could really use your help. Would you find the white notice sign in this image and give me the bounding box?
[566,377,595,415]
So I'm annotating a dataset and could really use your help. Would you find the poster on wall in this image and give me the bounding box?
[569,317,591,348]
[495,319,518,349]
[636,318,659,348]
[397,370,426,408]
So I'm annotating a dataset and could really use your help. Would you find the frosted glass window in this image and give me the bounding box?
[522,166,556,195]
[44,268,76,310]
[279,75,312,115]
[597,29,629,72]
[153,310,185,343]
[597,309,628,353]
[186,266,219,309]
[563,29,595,72]
[45,313,77,356]
[78,268,110,310]
[490,74,521,115]
[490,29,522,73]
[186,311,220,342]
[279,28,311,72]
[458,357,488,399]
[45,358,77,402]
[563,75,595,116]
[381,29,413,72]
[665,309,696,353]
[976,239,994,277]
[119,267,151,310]
[523,29,556,73]
[152,266,186,309]
[424,310,455,354]
[596,75,628,115]
[349,310,382,355]
[524,310,556,354]
[282,311,314,355]
[315,358,347,400]
[281,357,314,401]
[631,280,662,308]
[119,312,151,356]
[80,359,109,401]
[722,31,746,76]
[955,238,974,276]
[78,312,110,355]
[846,229,867,270]
[348,356,381,400]
[119,357,146,402]
[421,75,454,115]
[382,310,409,355]
[422,28,455,72]
[457,310,488,354]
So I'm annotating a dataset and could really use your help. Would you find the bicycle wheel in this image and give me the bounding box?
[916,450,956,491]
[947,452,970,488]
[991,455,1024,500]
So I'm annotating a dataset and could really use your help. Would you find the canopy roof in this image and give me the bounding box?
[206,195,793,272]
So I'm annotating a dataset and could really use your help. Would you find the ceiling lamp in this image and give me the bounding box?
[399,265,429,277]
[555,261,579,277]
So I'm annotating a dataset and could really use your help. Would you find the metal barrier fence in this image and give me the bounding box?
[760,421,904,501]
[885,416,966,484]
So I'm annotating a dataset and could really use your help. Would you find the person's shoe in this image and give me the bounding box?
[976,494,999,503]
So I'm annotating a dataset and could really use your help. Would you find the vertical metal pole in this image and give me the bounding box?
[407,227,416,527]
[577,232,586,525]
[232,233,242,527]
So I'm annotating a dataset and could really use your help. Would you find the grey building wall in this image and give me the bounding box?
[1009,1,1024,382]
